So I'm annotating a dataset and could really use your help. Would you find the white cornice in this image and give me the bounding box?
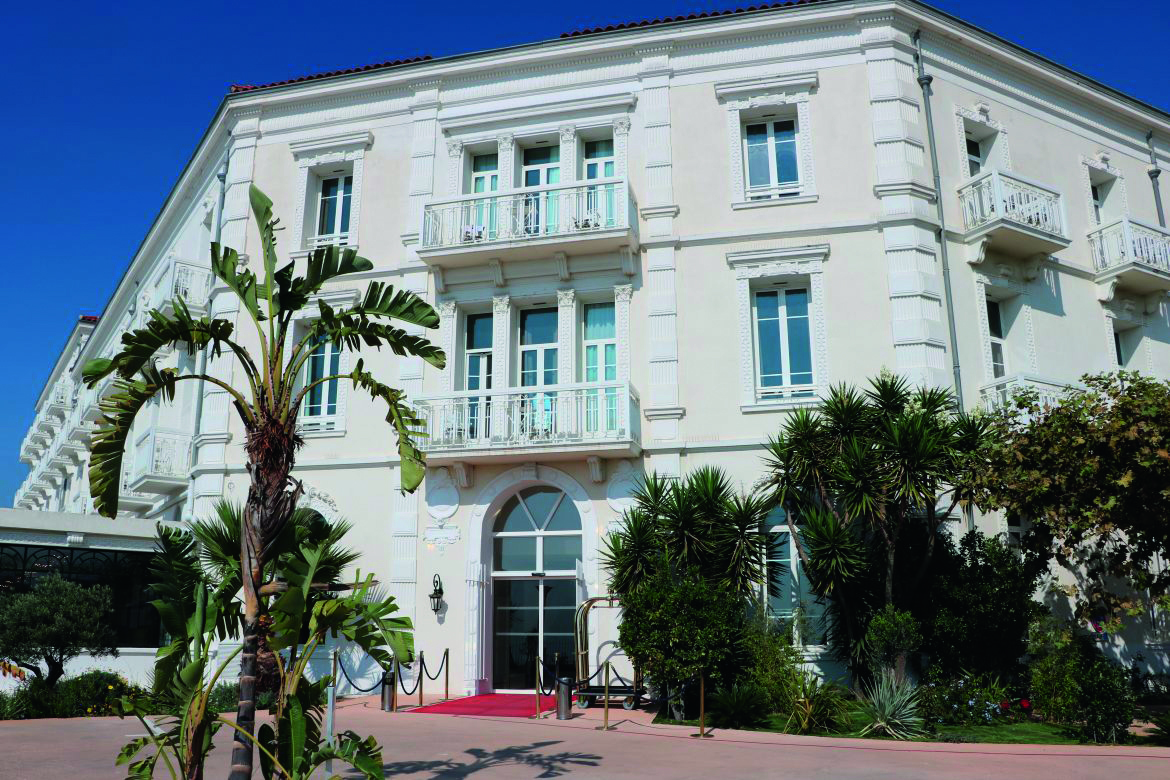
[288,130,372,156]
[713,71,819,100]
[439,93,636,133]
[726,244,832,268]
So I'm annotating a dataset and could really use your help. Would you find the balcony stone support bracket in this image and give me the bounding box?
[450,462,474,490]
[586,456,604,484]
[496,134,516,194]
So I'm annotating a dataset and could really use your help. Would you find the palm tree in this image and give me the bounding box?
[85,185,444,780]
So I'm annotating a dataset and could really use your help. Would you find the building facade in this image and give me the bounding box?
[8,0,1170,692]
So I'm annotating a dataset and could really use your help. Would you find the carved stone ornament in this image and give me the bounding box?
[425,467,460,522]
[605,460,639,514]
[300,485,342,523]
[446,139,464,158]
[612,116,631,136]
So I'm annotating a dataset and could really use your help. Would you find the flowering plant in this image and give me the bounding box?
[918,669,1028,727]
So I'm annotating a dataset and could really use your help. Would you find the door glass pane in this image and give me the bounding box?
[585,345,598,382]
[542,580,576,682]
[584,140,614,159]
[520,351,539,387]
[604,343,617,381]
[493,580,539,690]
[493,537,537,572]
[584,303,615,339]
[769,530,792,617]
[986,299,1004,339]
[542,536,582,571]
[524,169,541,187]
[745,124,770,188]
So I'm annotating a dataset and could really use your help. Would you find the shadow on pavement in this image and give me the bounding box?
[372,740,602,778]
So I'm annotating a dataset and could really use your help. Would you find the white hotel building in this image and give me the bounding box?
[4,0,1169,691]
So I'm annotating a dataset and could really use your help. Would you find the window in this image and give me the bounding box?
[762,507,823,645]
[986,299,1006,379]
[302,337,342,431]
[743,119,800,200]
[583,302,617,434]
[519,308,558,436]
[492,486,582,574]
[315,175,353,244]
[965,136,985,178]
[469,154,499,241]
[1114,328,1125,367]
[522,147,561,235]
[583,140,616,228]
[1091,184,1103,224]
[753,288,814,397]
[465,313,493,439]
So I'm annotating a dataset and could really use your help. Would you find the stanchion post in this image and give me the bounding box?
[418,651,425,708]
[699,675,705,738]
[326,648,338,773]
[443,648,449,701]
[391,659,398,713]
[533,655,542,718]
[596,661,613,731]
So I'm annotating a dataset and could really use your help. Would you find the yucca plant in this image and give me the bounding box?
[707,683,770,730]
[85,185,444,780]
[857,669,925,740]
[783,668,848,735]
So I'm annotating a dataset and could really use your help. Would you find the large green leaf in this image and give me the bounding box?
[348,280,441,329]
[210,241,263,322]
[249,184,280,316]
[343,359,428,492]
[87,364,179,518]
[309,300,446,369]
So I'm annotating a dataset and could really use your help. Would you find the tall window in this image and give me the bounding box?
[986,298,1007,379]
[470,154,499,241]
[583,140,616,228]
[1091,184,1103,224]
[316,175,353,242]
[754,288,813,397]
[465,313,493,439]
[965,136,985,178]
[744,119,799,200]
[519,308,558,437]
[302,337,341,428]
[522,147,561,235]
[583,302,617,434]
[762,507,823,645]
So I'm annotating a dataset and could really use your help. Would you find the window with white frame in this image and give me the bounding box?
[762,507,824,645]
[464,312,493,439]
[301,336,344,432]
[743,117,801,200]
[1112,320,1139,369]
[965,135,986,178]
[314,174,353,246]
[582,302,617,434]
[986,298,1007,379]
[753,286,814,398]
[583,139,616,227]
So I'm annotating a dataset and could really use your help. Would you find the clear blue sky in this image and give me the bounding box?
[2,0,1167,504]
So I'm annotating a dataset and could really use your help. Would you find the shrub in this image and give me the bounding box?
[206,681,275,714]
[865,605,921,679]
[782,668,848,734]
[1148,711,1170,747]
[1,670,149,719]
[739,614,803,711]
[857,670,925,740]
[918,669,1019,727]
[708,683,770,730]
[1028,620,1135,743]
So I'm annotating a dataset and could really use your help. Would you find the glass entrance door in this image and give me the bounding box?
[490,486,582,691]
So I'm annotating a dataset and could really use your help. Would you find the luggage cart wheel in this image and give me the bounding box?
[622,696,636,711]
[576,695,591,709]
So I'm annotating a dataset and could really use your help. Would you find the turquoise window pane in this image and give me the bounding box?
[520,350,538,386]
[758,317,783,385]
[520,487,561,528]
[520,309,557,345]
[785,288,808,317]
[339,176,353,233]
[746,124,770,188]
[755,290,779,321]
[543,536,583,571]
[523,146,560,165]
[524,169,541,187]
[787,316,812,385]
[493,495,534,532]
[466,313,493,350]
[493,537,537,571]
[604,343,617,380]
[543,349,558,385]
[585,139,614,158]
[546,167,560,185]
[473,153,498,173]
[585,345,598,382]
[584,303,615,340]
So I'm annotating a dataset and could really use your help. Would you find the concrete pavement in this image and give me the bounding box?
[0,695,1168,778]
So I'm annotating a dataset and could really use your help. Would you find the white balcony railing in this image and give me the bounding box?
[307,232,351,250]
[978,374,1073,413]
[958,170,1066,238]
[155,260,213,315]
[421,178,632,250]
[1087,216,1170,275]
[131,428,191,491]
[414,381,640,453]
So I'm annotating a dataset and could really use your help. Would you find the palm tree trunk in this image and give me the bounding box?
[229,513,263,780]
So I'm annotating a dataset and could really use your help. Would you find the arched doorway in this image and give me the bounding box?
[490,485,581,690]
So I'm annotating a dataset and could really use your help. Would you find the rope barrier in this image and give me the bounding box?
[420,650,447,681]
[335,655,385,693]
[397,662,421,696]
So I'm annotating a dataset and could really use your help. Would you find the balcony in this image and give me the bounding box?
[958,170,1069,257]
[414,381,641,464]
[119,465,155,513]
[19,430,45,464]
[419,178,637,266]
[45,382,73,418]
[1088,216,1170,296]
[129,428,191,494]
[157,260,214,317]
[978,374,1074,413]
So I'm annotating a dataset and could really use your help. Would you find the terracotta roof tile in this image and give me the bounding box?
[229,55,433,94]
[79,315,99,324]
[559,1,819,38]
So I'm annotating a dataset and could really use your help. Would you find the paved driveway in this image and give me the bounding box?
[1,696,1168,779]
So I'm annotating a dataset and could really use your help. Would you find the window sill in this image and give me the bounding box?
[300,425,348,440]
[732,194,818,210]
[740,397,820,413]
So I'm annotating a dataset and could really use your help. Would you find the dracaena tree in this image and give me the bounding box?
[84,185,445,780]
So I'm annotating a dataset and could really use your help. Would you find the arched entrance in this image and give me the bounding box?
[490,486,581,690]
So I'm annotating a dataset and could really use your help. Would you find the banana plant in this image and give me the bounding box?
[84,185,445,780]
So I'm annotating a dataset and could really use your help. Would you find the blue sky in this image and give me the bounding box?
[1,0,1167,504]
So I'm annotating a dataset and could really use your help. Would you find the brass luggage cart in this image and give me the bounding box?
[572,595,645,710]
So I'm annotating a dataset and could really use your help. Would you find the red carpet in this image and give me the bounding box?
[406,693,556,717]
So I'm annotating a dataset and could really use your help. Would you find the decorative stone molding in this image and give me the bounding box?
[605,460,639,516]
[300,485,342,524]
[586,456,605,484]
[557,288,577,386]
[446,139,464,195]
[489,258,505,287]
[436,300,457,392]
[728,245,830,408]
[954,104,1011,177]
[554,252,570,282]
[450,461,474,489]
[1079,153,1129,226]
[425,467,459,521]
[290,131,372,253]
